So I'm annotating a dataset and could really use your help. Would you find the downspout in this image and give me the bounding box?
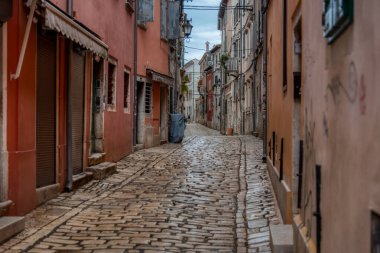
[10,0,38,80]
[252,60,256,134]
[133,0,138,145]
[262,0,268,161]
[283,0,287,92]
[65,0,73,191]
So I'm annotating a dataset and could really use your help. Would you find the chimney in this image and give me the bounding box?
[205,41,210,52]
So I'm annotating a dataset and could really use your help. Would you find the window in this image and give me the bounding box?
[234,4,239,25]
[123,71,130,113]
[145,83,152,114]
[107,61,117,109]
[323,0,353,43]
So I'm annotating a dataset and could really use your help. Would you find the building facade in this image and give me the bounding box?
[183,59,200,122]
[0,0,181,230]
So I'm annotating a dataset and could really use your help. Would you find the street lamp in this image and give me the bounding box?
[183,18,193,39]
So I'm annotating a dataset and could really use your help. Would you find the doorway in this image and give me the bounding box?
[71,47,86,175]
[91,59,104,154]
[36,28,57,188]
[136,81,145,145]
[292,20,302,213]
[0,24,7,201]
[160,86,167,142]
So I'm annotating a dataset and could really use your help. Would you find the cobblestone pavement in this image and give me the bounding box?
[184,123,221,137]
[1,126,280,253]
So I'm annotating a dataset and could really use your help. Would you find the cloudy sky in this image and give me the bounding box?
[183,0,221,63]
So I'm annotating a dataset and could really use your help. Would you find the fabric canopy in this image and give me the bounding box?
[37,0,108,58]
[147,69,174,87]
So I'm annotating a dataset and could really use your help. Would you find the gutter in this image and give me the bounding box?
[65,0,73,191]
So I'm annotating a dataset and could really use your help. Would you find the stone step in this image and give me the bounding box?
[88,153,106,166]
[0,216,25,243]
[0,200,13,217]
[269,224,293,253]
[72,172,94,190]
[133,144,144,152]
[86,162,117,180]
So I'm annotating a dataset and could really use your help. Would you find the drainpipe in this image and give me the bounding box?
[283,0,287,92]
[252,60,256,134]
[262,0,268,162]
[133,0,138,146]
[65,0,73,191]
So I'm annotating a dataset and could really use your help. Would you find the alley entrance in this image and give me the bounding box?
[36,28,56,188]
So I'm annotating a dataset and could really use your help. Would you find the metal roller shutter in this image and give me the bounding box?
[36,30,56,188]
[71,50,85,175]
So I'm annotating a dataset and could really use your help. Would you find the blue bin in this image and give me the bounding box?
[169,114,185,143]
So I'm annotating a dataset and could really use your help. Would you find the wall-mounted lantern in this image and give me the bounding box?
[183,18,193,39]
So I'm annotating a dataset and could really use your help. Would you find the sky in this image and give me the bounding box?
[183,0,222,63]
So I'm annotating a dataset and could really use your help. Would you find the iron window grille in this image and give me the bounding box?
[145,83,152,114]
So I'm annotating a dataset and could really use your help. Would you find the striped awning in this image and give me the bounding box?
[28,0,108,58]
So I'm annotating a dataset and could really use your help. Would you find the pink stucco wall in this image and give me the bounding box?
[73,0,135,161]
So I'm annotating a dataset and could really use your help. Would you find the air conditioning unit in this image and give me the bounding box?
[226,58,239,73]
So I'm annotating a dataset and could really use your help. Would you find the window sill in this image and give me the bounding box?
[106,105,116,112]
[138,22,147,30]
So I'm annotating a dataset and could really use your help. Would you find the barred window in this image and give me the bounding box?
[145,83,152,114]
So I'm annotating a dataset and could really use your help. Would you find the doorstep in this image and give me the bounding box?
[269,224,294,253]
[87,162,117,180]
[0,216,25,243]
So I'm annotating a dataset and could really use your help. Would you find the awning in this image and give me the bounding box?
[30,0,108,58]
[147,69,174,87]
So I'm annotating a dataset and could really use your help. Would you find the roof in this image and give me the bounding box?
[184,59,199,68]
[210,44,222,54]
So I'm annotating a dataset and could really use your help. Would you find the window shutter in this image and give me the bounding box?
[138,0,154,23]
[167,0,180,40]
[161,0,168,38]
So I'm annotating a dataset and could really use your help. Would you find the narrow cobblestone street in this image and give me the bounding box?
[0,125,280,253]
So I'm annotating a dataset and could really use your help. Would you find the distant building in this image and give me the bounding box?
[183,59,200,122]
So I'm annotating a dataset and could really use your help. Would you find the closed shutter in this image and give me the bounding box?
[36,30,56,188]
[71,50,85,175]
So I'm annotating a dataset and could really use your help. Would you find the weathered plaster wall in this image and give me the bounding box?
[297,1,380,252]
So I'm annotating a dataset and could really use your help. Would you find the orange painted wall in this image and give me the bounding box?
[7,1,37,215]
[137,2,170,77]
[266,0,303,223]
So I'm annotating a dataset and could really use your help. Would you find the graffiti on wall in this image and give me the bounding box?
[327,62,358,105]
